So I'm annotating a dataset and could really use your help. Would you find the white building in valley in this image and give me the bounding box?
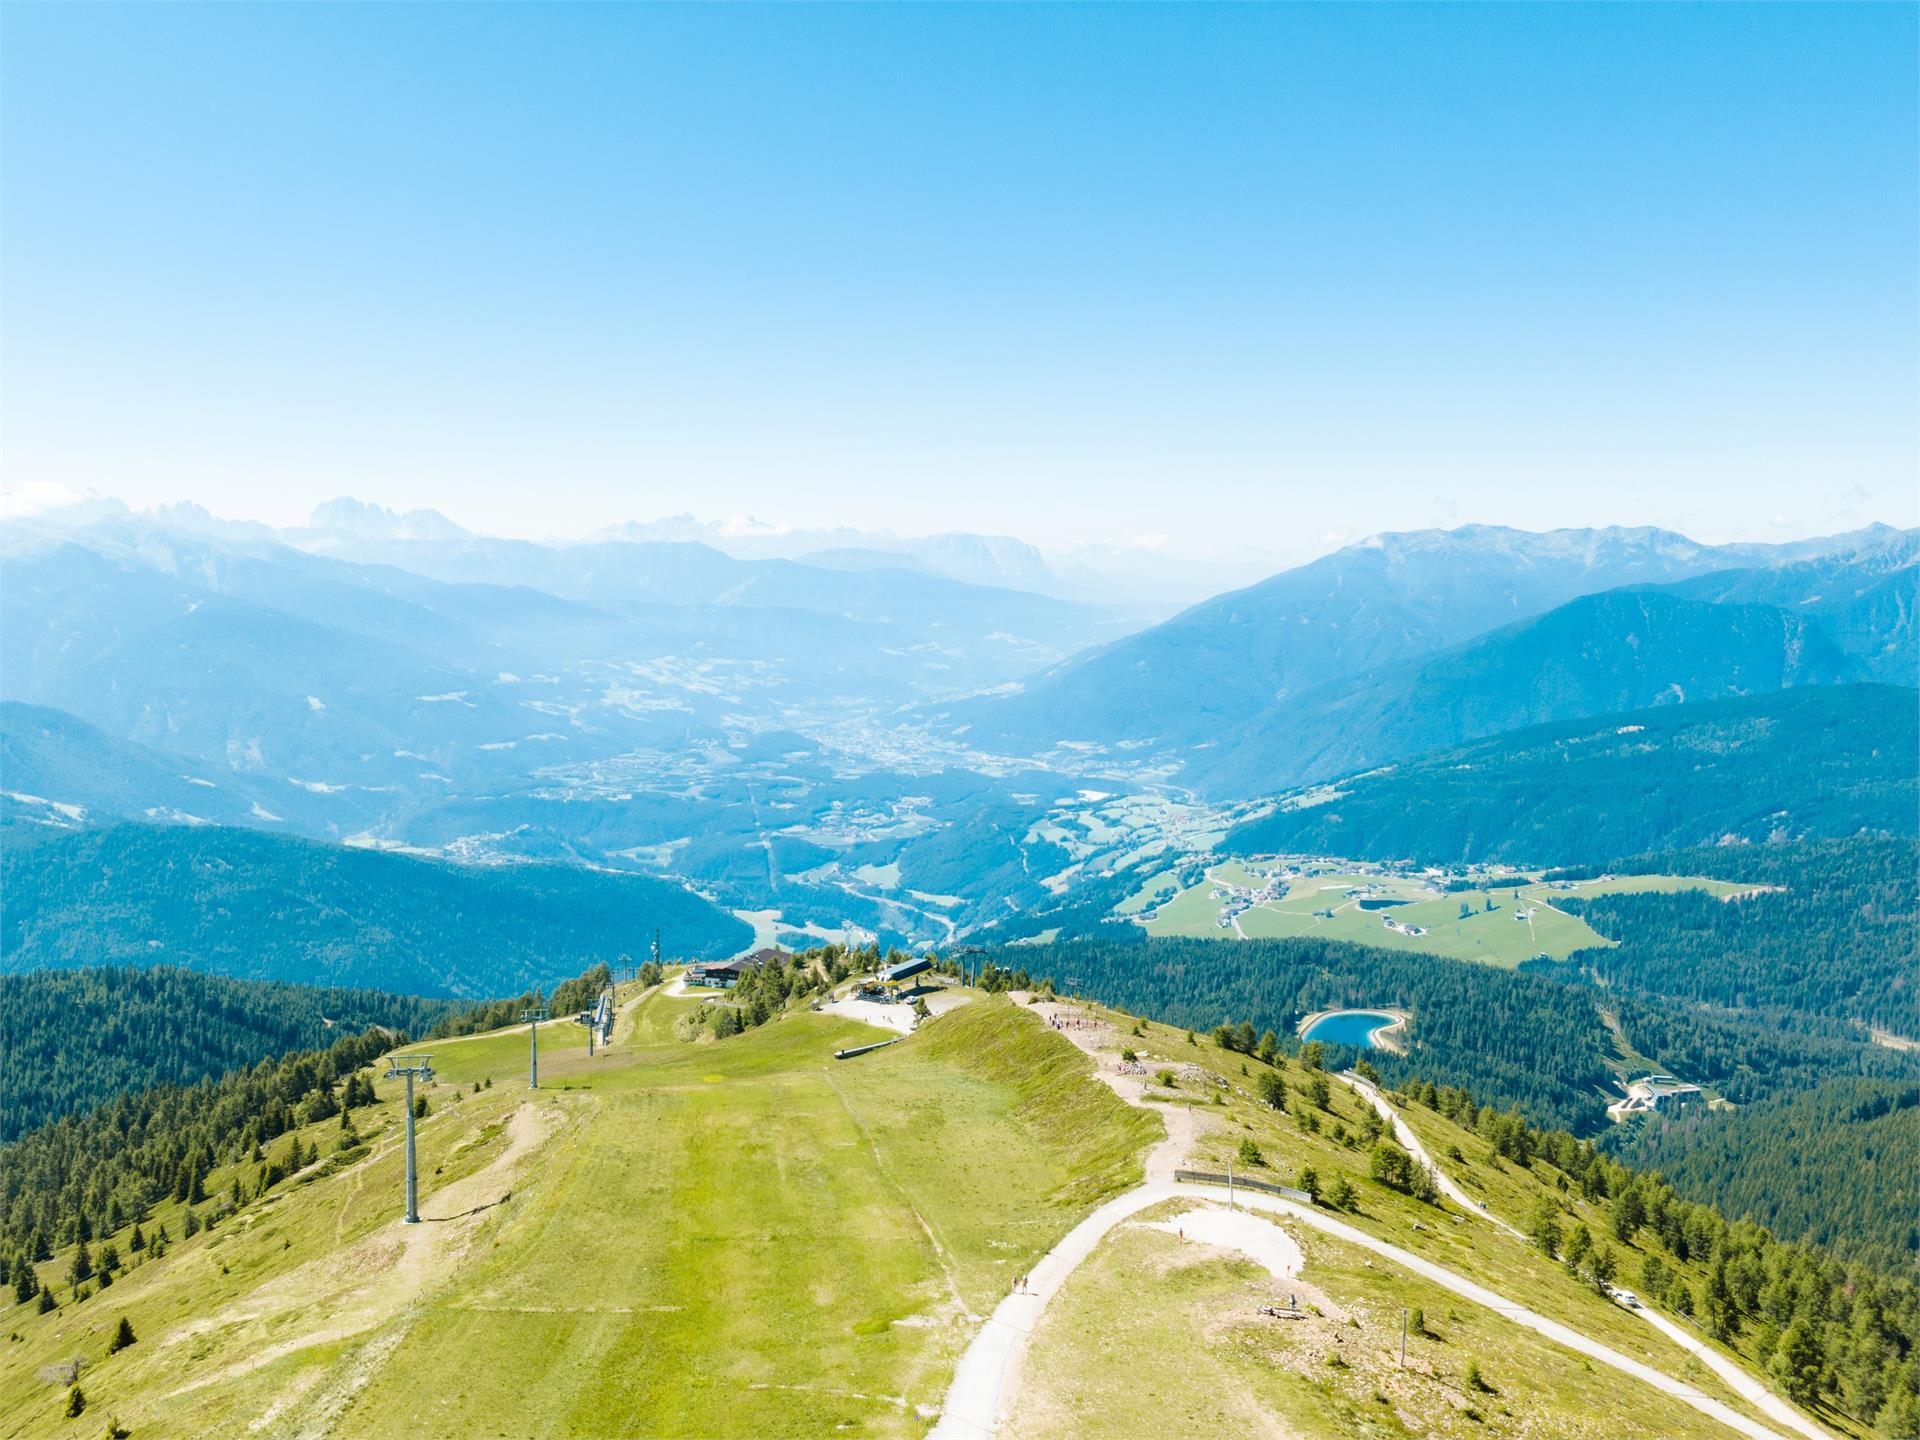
[1607,1073,1705,1121]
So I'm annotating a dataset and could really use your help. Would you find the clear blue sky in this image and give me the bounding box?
[3,3,1913,559]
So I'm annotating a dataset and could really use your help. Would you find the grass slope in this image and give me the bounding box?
[0,993,1153,1438]
[4,985,1856,1439]
[1013,1213,1739,1440]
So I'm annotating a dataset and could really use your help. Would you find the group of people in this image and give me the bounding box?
[1047,1012,1097,1032]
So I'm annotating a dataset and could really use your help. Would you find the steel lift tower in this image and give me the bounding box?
[383,1054,435,1224]
[520,1005,550,1089]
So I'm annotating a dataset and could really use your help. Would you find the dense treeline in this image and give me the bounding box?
[0,959,623,1288]
[684,951,837,1040]
[1225,684,1918,865]
[1553,839,1920,1039]
[987,935,1617,1131]
[0,966,459,1141]
[1393,1075,1920,1435]
[0,822,751,997]
[1606,1078,1920,1274]
[1604,992,1919,1109]
[673,944,1046,1041]
[427,963,616,1038]
[0,1027,398,1284]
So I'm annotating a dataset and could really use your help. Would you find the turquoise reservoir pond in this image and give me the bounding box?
[1301,1009,1399,1048]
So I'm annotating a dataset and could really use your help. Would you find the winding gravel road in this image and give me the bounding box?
[930,1013,1826,1440]
[1339,1070,1835,1440]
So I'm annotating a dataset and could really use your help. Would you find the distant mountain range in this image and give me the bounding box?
[1,701,279,830]
[0,508,1132,843]
[1224,684,1919,865]
[2,504,1912,956]
[588,512,1059,594]
[938,523,1917,797]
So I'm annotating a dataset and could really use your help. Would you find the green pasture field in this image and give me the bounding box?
[1115,869,1183,915]
[1134,860,1756,967]
[1523,874,1756,900]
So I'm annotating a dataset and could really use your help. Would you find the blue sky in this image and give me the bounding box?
[3,3,1913,560]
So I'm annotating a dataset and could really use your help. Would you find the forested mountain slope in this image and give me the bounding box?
[1554,839,1920,1042]
[1002,933,1620,1129]
[0,823,750,996]
[1607,1077,1920,1274]
[941,524,1752,755]
[0,966,460,1140]
[998,841,1920,1135]
[1189,586,1878,795]
[1226,685,1918,864]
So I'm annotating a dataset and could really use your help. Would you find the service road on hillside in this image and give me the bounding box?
[931,1011,1827,1440]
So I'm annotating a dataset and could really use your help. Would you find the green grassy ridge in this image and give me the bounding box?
[909,997,1162,1208]
[0,992,1163,1437]
[6,986,1887,1439]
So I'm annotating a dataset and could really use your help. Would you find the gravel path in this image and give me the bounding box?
[1338,1071,1836,1440]
[930,1007,1811,1440]
[1336,1069,1521,1236]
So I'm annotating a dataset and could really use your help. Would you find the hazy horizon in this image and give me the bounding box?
[7,483,1913,578]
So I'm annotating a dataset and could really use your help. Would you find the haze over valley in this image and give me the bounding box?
[6,498,1912,958]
